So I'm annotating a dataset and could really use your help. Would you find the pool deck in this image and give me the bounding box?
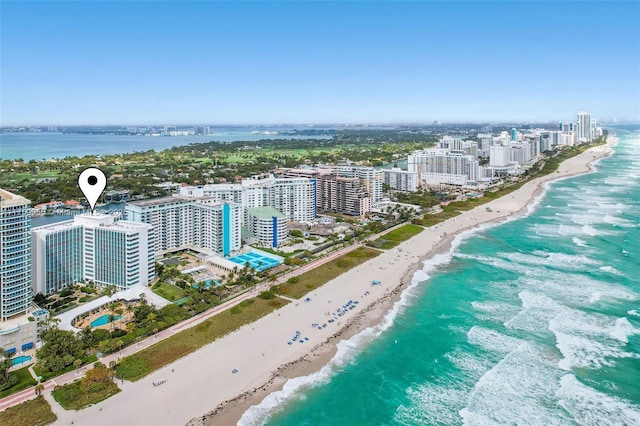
[56,285,169,332]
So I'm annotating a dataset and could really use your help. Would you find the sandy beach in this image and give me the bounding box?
[49,138,614,426]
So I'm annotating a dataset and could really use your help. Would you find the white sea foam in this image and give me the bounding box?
[604,176,635,187]
[505,251,599,270]
[466,326,522,355]
[572,237,588,247]
[602,214,636,227]
[628,309,640,317]
[532,223,617,238]
[609,317,640,344]
[589,291,604,303]
[396,381,469,425]
[557,374,640,426]
[549,310,640,371]
[396,350,494,425]
[503,291,561,333]
[599,265,624,276]
[460,342,569,426]
[239,220,485,425]
[444,350,492,378]
[471,301,520,323]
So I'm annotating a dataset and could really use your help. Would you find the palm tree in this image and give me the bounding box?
[73,359,82,374]
[126,304,135,321]
[108,313,116,331]
[114,307,124,327]
[48,317,61,330]
[146,312,157,331]
[35,383,44,396]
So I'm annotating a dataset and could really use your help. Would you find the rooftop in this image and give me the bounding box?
[0,188,31,208]
[127,195,191,208]
[248,206,285,220]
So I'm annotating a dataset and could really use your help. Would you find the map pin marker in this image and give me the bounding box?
[78,167,107,214]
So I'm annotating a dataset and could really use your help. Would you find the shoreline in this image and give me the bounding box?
[49,137,615,426]
[192,138,616,426]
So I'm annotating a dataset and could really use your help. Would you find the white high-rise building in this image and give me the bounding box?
[179,174,316,223]
[0,189,37,353]
[125,197,242,256]
[0,189,32,320]
[31,213,155,294]
[408,149,479,187]
[382,168,419,192]
[477,133,494,158]
[489,144,511,167]
[326,166,384,203]
[577,111,593,143]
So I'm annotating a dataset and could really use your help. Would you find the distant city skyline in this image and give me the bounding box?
[1,1,639,126]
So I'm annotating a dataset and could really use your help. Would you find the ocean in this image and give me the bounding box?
[0,129,331,161]
[241,125,640,426]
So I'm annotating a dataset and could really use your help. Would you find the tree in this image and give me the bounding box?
[35,383,44,396]
[37,328,88,372]
[73,359,83,374]
[0,348,17,391]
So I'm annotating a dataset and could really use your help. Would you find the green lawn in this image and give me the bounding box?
[114,297,289,381]
[6,171,60,182]
[152,282,185,302]
[368,224,424,249]
[0,396,57,426]
[0,366,37,398]
[275,246,382,299]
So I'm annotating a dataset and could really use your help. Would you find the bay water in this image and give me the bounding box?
[242,126,640,425]
[0,129,331,161]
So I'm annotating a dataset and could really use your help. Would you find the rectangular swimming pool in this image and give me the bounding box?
[11,355,32,366]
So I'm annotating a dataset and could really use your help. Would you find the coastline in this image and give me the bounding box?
[192,137,617,426]
[49,137,615,426]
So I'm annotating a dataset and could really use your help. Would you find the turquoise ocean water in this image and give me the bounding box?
[241,126,640,425]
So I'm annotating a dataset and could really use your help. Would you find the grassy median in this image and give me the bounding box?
[275,246,382,299]
[367,224,423,249]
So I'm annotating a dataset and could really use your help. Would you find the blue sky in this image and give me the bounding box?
[1,1,639,125]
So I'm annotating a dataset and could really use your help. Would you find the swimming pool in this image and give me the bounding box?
[11,355,32,366]
[90,314,122,327]
[227,251,282,271]
[192,280,221,289]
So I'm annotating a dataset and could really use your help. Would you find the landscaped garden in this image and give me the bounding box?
[52,362,120,410]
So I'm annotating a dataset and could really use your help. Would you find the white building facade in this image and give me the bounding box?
[179,174,316,223]
[0,189,32,320]
[125,197,242,257]
[32,214,155,294]
[245,207,288,248]
[408,149,480,188]
[382,168,419,192]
